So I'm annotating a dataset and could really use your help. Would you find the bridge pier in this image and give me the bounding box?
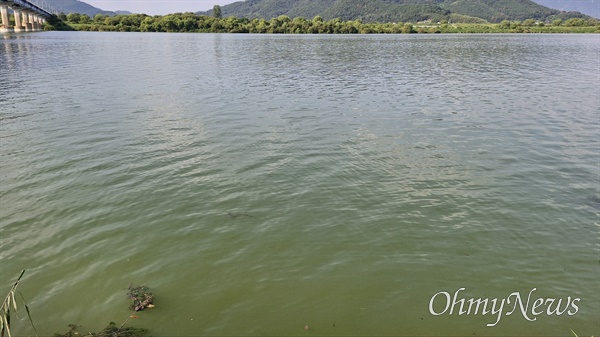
[37,15,45,30]
[29,12,37,31]
[13,8,23,32]
[0,4,14,33]
[21,10,31,31]
[0,1,51,33]
[25,11,42,31]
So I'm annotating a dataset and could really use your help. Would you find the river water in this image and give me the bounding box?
[1,32,599,336]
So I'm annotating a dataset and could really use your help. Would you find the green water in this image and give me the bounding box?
[1,32,599,336]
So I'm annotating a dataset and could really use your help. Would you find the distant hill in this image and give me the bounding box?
[199,0,593,23]
[41,0,114,17]
[532,0,599,18]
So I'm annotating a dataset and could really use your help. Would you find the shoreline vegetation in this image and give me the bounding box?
[41,12,600,34]
[2,271,150,337]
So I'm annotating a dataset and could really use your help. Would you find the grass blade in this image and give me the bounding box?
[24,304,37,337]
[18,291,37,337]
[9,293,16,313]
[4,309,10,337]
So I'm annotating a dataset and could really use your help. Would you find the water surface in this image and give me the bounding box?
[1,32,599,336]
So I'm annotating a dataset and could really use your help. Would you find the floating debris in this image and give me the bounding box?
[586,195,600,210]
[227,211,253,218]
[127,285,155,312]
[53,284,155,337]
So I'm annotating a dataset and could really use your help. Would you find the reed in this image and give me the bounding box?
[0,270,37,337]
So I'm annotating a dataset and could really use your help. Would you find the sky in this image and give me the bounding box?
[82,0,240,15]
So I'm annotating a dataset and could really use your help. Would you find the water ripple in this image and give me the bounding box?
[1,33,598,336]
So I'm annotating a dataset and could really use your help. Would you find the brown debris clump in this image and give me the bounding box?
[127,285,155,312]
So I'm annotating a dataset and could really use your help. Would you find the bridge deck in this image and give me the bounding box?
[0,0,53,17]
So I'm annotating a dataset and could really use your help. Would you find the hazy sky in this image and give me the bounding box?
[82,0,240,15]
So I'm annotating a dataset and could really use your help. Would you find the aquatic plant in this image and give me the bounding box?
[2,270,151,336]
[0,270,37,337]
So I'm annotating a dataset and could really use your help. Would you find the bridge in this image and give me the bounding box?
[0,0,54,33]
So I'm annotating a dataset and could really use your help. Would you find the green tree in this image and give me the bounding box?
[66,12,80,23]
[587,18,599,26]
[180,17,197,32]
[564,18,586,26]
[140,16,155,32]
[252,18,268,33]
[401,23,414,33]
[522,18,536,26]
[154,15,179,32]
[210,20,223,32]
[78,14,91,24]
[310,16,324,33]
[213,5,222,19]
[291,17,309,33]
[552,19,562,26]
[277,15,291,24]
[499,20,511,29]
[342,19,361,33]
[94,13,108,23]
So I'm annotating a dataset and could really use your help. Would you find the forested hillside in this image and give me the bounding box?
[43,0,114,17]
[199,0,592,23]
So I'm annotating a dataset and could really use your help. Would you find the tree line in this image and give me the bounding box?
[44,11,600,34]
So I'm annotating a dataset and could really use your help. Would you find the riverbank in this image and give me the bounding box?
[43,13,600,34]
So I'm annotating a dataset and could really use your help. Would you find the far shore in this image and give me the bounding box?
[38,13,600,34]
